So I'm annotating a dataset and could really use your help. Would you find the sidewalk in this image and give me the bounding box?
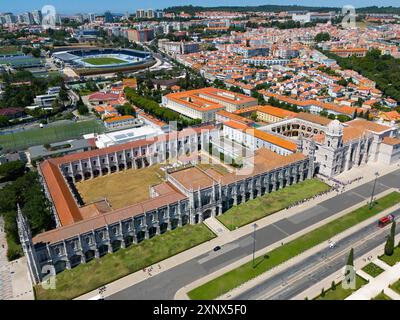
[177,189,399,300]
[9,257,34,300]
[0,216,13,300]
[76,161,400,300]
[293,233,400,300]
[203,217,232,241]
[346,255,400,300]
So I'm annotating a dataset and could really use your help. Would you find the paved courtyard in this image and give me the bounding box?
[0,217,13,300]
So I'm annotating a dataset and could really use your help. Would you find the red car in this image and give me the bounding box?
[378,214,395,228]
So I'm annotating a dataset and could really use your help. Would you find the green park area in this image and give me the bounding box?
[379,247,400,267]
[0,120,105,151]
[34,223,215,300]
[82,57,126,65]
[217,179,330,230]
[315,275,368,300]
[362,262,385,278]
[372,291,392,300]
[0,46,20,55]
[188,192,400,300]
[389,279,400,295]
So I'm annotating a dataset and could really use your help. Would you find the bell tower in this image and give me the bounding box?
[325,120,343,149]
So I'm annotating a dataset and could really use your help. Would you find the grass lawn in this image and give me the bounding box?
[379,247,400,267]
[82,57,126,65]
[315,275,368,300]
[34,223,215,300]
[372,291,392,300]
[188,192,400,300]
[0,120,105,151]
[390,279,400,295]
[362,262,385,278]
[217,179,330,230]
[76,164,164,209]
[0,46,20,55]
[78,89,96,96]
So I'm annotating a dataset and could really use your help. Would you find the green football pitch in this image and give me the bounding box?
[0,120,105,151]
[82,57,127,65]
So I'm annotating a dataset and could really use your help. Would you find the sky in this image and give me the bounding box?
[0,0,399,14]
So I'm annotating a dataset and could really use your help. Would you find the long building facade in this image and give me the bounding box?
[18,124,312,284]
[19,113,400,285]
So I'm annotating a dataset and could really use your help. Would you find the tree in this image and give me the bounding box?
[59,87,69,102]
[346,248,354,267]
[116,103,136,117]
[385,221,396,256]
[314,32,331,42]
[77,96,89,115]
[250,112,258,121]
[0,115,9,128]
[331,281,336,291]
[0,161,26,182]
[385,235,394,256]
[337,115,352,123]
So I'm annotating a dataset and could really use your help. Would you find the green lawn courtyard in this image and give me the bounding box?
[314,275,368,300]
[389,279,400,295]
[188,192,400,300]
[0,120,105,151]
[82,57,127,65]
[362,262,385,278]
[34,223,215,300]
[379,247,400,267]
[372,291,392,300]
[217,179,330,230]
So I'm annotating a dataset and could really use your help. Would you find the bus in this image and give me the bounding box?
[378,214,395,228]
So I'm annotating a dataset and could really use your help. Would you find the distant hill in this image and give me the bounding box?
[164,5,400,15]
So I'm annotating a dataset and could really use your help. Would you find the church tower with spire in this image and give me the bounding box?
[17,204,42,284]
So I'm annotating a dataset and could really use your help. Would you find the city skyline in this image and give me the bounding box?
[1,0,400,14]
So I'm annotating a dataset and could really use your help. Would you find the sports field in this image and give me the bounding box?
[76,164,164,209]
[82,57,127,65]
[0,120,105,151]
[0,46,20,55]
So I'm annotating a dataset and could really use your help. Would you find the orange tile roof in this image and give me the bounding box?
[295,112,332,126]
[169,167,215,190]
[216,110,254,125]
[382,137,400,146]
[224,121,297,152]
[40,160,83,226]
[347,119,392,133]
[104,115,135,123]
[256,105,297,119]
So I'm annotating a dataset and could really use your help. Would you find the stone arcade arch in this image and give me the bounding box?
[70,255,82,268]
[98,244,108,257]
[202,209,212,220]
[85,250,95,262]
[54,260,67,274]
[111,240,122,252]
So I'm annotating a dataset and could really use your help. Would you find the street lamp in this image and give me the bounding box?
[369,172,379,209]
[252,223,258,268]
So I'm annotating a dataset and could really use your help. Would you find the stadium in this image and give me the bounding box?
[52,47,156,76]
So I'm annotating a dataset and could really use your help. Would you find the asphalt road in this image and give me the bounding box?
[108,169,400,300]
[235,211,400,300]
